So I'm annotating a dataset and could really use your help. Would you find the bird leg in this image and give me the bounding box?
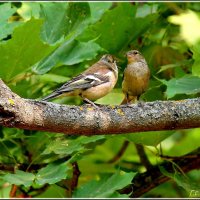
[82,98,99,109]
[124,95,138,107]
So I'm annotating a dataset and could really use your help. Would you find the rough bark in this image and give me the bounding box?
[1,79,200,135]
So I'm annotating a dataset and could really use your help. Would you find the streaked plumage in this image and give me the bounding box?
[41,54,118,105]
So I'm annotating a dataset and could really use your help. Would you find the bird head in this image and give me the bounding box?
[101,54,118,74]
[126,50,145,63]
[101,54,115,64]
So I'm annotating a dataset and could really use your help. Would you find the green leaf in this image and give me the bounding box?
[109,192,130,198]
[25,132,55,161]
[123,131,174,146]
[40,3,69,44]
[160,166,200,193]
[17,2,41,20]
[79,3,157,53]
[136,3,158,17]
[61,40,102,66]
[42,135,105,156]
[78,3,136,53]
[42,138,85,156]
[32,3,101,75]
[40,2,91,45]
[35,161,71,185]
[89,2,112,23]
[73,170,135,198]
[2,128,24,140]
[0,18,55,81]
[3,170,35,187]
[0,3,21,40]
[158,75,200,99]
[157,59,193,74]
[40,2,109,45]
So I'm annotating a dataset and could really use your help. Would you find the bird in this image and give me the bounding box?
[41,54,118,107]
[121,50,150,104]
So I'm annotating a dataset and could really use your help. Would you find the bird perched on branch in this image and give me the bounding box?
[121,50,150,104]
[41,54,118,107]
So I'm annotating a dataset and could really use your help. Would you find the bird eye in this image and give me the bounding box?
[101,54,114,63]
[107,56,114,63]
[133,51,138,55]
[108,58,113,63]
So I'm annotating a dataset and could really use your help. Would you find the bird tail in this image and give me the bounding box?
[41,92,61,101]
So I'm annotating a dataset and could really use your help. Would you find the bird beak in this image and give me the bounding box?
[126,52,132,58]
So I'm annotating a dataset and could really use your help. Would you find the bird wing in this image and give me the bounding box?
[55,73,109,93]
[41,73,109,101]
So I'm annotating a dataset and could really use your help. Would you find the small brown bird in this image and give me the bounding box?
[121,50,150,104]
[41,54,118,106]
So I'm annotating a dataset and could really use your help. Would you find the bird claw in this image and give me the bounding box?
[83,98,100,109]
[137,100,145,108]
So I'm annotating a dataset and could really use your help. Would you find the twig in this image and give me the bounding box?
[71,162,81,192]
[107,140,129,163]
[9,184,18,198]
[119,148,200,197]
[135,144,153,171]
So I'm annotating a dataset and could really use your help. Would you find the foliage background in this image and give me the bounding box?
[0,2,200,198]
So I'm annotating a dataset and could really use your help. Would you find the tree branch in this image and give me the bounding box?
[1,79,200,135]
[107,140,130,163]
[135,144,153,171]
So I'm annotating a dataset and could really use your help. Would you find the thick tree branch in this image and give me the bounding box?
[1,79,200,135]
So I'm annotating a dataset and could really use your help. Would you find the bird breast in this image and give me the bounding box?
[122,61,150,96]
[82,71,117,101]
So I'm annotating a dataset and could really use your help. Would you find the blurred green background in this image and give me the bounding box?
[0,2,199,198]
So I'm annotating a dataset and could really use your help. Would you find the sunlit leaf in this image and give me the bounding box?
[17,2,41,20]
[168,10,200,45]
[0,3,22,40]
[191,42,200,76]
